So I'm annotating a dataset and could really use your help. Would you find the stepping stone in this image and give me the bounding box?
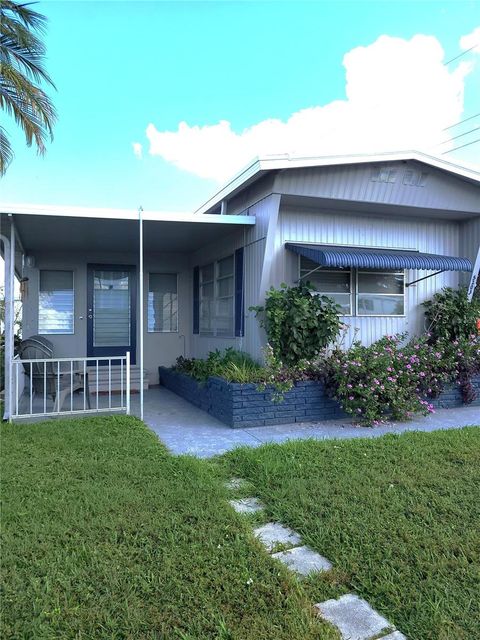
[229,497,264,514]
[253,522,302,552]
[379,632,407,640]
[272,545,332,576]
[315,594,394,640]
[224,478,247,490]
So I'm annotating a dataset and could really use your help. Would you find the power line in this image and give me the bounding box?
[441,138,480,154]
[439,125,480,145]
[444,43,479,65]
[443,112,480,131]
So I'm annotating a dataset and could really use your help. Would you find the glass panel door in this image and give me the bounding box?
[93,270,131,346]
[87,265,136,362]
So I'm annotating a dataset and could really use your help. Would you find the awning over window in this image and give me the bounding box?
[286,243,473,272]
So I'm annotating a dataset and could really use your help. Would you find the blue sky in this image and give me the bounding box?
[1,0,479,212]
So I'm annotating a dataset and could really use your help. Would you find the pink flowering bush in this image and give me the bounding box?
[322,333,480,426]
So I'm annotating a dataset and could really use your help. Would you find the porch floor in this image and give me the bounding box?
[141,387,480,458]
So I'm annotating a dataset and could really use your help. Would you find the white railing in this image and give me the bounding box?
[11,352,131,419]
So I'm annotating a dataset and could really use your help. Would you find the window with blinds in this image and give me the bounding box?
[200,255,234,336]
[38,270,74,334]
[148,273,178,332]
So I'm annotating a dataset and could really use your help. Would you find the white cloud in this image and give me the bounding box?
[145,34,473,183]
[132,142,143,159]
[460,26,480,52]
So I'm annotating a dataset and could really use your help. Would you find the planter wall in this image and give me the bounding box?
[159,367,480,429]
[429,376,480,410]
[159,366,346,428]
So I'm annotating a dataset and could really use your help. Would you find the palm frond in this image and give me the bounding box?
[1,62,57,152]
[0,1,48,34]
[0,125,14,175]
[0,0,56,172]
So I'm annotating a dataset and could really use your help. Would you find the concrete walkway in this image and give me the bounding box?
[140,387,480,458]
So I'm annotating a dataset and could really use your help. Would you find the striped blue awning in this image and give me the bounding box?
[286,243,473,272]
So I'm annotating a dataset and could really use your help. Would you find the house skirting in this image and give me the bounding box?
[158,367,480,428]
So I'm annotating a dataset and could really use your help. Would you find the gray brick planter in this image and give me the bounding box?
[158,366,346,428]
[158,367,480,429]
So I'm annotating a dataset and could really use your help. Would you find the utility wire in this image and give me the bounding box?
[443,112,480,131]
[444,43,479,65]
[441,138,480,154]
[439,125,480,145]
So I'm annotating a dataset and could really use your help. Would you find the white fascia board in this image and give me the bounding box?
[0,203,255,225]
[194,150,480,215]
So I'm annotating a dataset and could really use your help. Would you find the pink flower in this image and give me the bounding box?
[406,364,412,370]
[349,396,354,400]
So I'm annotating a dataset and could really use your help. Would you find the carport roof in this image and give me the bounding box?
[0,205,255,253]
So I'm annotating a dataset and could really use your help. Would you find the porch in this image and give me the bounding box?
[1,205,255,422]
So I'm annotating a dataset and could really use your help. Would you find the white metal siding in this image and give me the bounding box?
[273,161,480,214]
[190,193,280,361]
[274,207,463,346]
[459,217,480,286]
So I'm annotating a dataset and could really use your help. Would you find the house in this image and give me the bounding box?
[1,150,479,421]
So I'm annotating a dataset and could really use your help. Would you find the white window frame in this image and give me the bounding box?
[147,272,179,333]
[298,256,353,316]
[297,257,406,318]
[356,269,406,318]
[38,269,75,335]
[199,255,234,337]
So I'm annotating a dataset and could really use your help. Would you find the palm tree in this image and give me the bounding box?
[0,0,56,175]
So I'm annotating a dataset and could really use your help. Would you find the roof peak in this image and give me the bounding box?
[195,150,480,216]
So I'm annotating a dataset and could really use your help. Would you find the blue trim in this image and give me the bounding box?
[193,266,199,334]
[286,243,473,272]
[234,248,244,337]
[86,264,137,365]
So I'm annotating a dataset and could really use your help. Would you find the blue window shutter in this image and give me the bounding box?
[234,248,244,337]
[193,266,199,334]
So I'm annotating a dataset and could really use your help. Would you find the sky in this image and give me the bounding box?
[1,0,479,213]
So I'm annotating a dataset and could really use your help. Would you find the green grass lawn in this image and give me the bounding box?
[1,416,335,640]
[219,427,480,640]
[2,418,479,639]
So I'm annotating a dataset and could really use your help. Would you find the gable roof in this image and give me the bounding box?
[194,150,480,216]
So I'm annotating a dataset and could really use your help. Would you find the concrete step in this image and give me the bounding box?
[87,365,148,392]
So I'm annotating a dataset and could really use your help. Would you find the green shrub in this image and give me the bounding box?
[423,287,480,342]
[174,348,262,382]
[251,282,342,366]
[323,333,480,426]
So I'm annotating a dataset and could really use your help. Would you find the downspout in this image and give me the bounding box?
[0,230,13,421]
[138,206,144,421]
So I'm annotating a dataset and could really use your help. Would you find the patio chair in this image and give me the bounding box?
[19,335,91,412]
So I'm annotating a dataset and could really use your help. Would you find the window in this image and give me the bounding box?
[300,257,352,314]
[39,270,74,334]
[357,270,405,316]
[299,257,405,317]
[200,255,234,336]
[148,273,178,332]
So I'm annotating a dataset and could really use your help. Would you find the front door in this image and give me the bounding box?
[87,264,136,363]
